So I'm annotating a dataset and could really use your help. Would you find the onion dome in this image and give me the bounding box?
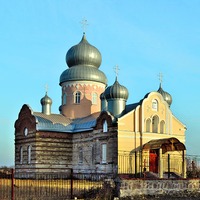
[100,92,106,100]
[60,65,107,84]
[104,78,129,100]
[60,33,107,85]
[40,92,52,105]
[40,92,52,115]
[157,84,172,107]
[66,33,102,68]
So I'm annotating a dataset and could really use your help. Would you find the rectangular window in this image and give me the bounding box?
[75,91,81,104]
[63,93,67,105]
[101,144,107,163]
[79,147,83,163]
[28,145,31,164]
[20,146,23,164]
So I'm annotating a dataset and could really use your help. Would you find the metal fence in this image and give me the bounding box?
[186,155,200,178]
[1,155,200,199]
[0,169,114,200]
[118,153,200,178]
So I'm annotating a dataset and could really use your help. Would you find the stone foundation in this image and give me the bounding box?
[119,179,200,198]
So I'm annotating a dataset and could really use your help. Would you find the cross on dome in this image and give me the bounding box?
[45,84,48,94]
[80,18,89,34]
[113,65,120,80]
[158,72,163,85]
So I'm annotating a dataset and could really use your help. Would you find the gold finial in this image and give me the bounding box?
[80,18,89,34]
[113,65,120,79]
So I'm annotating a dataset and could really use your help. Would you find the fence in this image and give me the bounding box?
[1,155,200,199]
[118,153,200,178]
[186,155,200,178]
[0,169,114,200]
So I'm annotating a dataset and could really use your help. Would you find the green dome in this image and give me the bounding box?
[104,78,129,100]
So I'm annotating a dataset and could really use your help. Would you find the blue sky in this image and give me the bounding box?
[0,0,200,166]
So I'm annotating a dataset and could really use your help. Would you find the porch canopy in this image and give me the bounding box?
[143,137,186,154]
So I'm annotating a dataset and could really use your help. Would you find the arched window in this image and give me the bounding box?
[20,146,23,164]
[103,120,108,132]
[146,118,151,132]
[24,127,28,136]
[63,93,67,105]
[101,143,107,163]
[160,120,165,134]
[152,99,158,111]
[152,115,159,133]
[79,147,83,163]
[92,93,98,104]
[27,145,31,164]
[74,91,81,104]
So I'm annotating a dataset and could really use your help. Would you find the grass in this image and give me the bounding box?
[0,178,104,199]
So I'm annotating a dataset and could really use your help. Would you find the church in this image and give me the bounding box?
[14,32,187,178]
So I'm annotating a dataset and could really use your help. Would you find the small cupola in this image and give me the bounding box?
[104,78,129,100]
[40,92,52,115]
[157,83,172,107]
[103,77,129,118]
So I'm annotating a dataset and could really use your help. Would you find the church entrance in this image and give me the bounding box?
[149,149,158,173]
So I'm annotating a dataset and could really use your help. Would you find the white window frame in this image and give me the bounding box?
[74,91,81,104]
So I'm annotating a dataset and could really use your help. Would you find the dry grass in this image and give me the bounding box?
[0,178,104,199]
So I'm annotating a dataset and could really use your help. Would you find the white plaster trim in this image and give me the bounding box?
[61,81,106,89]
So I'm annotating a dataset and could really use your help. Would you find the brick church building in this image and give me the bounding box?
[15,33,187,178]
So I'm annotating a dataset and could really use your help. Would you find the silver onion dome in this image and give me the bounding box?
[60,65,107,84]
[104,78,129,100]
[40,92,52,115]
[60,33,107,85]
[66,33,102,68]
[100,91,106,100]
[40,92,52,105]
[157,84,172,107]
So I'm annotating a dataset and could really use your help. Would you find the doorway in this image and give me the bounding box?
[149,149,158,173]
